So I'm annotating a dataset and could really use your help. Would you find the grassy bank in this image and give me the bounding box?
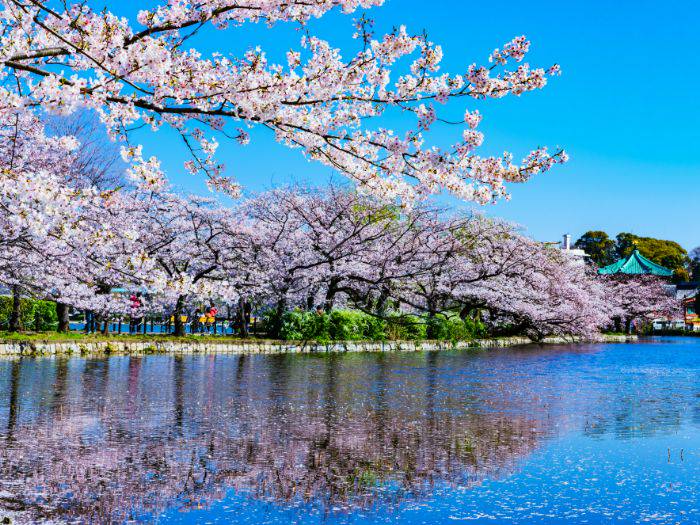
[0,330,638,346]
[0,333,638,359]
[0,331,273,344]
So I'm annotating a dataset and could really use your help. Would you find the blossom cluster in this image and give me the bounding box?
[0,0,566,204]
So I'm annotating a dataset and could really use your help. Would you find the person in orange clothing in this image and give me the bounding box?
[206,305,218,333]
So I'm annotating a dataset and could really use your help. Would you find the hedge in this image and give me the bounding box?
[270,308,485,342]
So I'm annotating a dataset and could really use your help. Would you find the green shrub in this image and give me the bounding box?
[0,296,36,330]
[427,314,486,341]
[278,309,388,342]
[385,314,427,340]
[328,310,387,341]
[32,300,58,331]
[278,310,330,341]
[260,307,283,338]
[0,297,58,331]
[275,308,485,342]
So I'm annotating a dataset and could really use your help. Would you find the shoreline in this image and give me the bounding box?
[0,334,637,358]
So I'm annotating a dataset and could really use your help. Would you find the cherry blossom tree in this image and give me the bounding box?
[0,112,156,331]
[465,245,612,340]
[0,108,88,330]
[245,186,429,314]
[135,191,256,335]
[387,215,612,340]
[244,186,466,338]
[243,188,615,340]
[603,276,679,334]
[0,0,566,203]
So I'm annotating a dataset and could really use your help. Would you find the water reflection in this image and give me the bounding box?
[0,340,698,524]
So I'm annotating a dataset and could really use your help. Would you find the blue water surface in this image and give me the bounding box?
[0,337,698,524]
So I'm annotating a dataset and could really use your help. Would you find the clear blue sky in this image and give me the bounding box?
[125,0,699,249]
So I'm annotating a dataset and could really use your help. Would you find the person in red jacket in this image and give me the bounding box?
[129,293,143,334]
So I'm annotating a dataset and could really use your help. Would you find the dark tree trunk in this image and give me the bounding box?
[625,318,633,335]
[269,296,287,338]
[173,295,186,336]
[613,316,622,333]
[324,277,339,313]
[239,297,249,338]
[426,309,437,339]
[8,286,21,333]
[375,287,390,316]
[459,306,468,321]
[276,297,287,318]
[525,326,545,342]
[57,302,70,332]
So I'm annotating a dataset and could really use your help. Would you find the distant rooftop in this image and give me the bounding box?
[598,249,673,276]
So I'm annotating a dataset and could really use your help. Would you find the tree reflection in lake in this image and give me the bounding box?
[0,340,698,524]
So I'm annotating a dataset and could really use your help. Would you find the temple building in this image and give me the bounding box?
[598,249,684,331]
[597,249,674,277]
[683,297,699,330]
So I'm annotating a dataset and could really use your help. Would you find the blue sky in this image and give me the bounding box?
[126,0,699,249]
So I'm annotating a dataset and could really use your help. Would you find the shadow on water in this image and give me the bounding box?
[0,338,697,523]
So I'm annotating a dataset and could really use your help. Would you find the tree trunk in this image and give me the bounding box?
[239,297,249,338]
[8,285,21,332]
[459,305,470,321]
[324,278,339,313]
[375,287,390,316]
[613,316,622,333]
[269,296,287,338]
[426,309,437,339]
[173,295,186,337]
[57,302,70,332]
[625,318,633,335]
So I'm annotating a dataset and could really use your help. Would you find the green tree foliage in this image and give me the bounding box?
[574,231,616,267]
[0,297,58,331]
[575,230,692,281]
[615,233,690,281]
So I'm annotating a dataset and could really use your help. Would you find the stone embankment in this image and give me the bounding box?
[0,334,636,358]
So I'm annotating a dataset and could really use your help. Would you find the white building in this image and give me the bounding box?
[559,234,588,264]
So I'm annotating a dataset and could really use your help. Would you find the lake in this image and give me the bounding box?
[0,337,698,524]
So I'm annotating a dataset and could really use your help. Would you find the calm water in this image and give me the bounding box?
[0,338,698,524]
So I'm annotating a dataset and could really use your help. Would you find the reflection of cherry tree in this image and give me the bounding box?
[0,354,549,522]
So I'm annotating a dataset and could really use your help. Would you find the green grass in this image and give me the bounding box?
[0,331,273,344]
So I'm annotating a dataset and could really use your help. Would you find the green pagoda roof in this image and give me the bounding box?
[598,249,673,276]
